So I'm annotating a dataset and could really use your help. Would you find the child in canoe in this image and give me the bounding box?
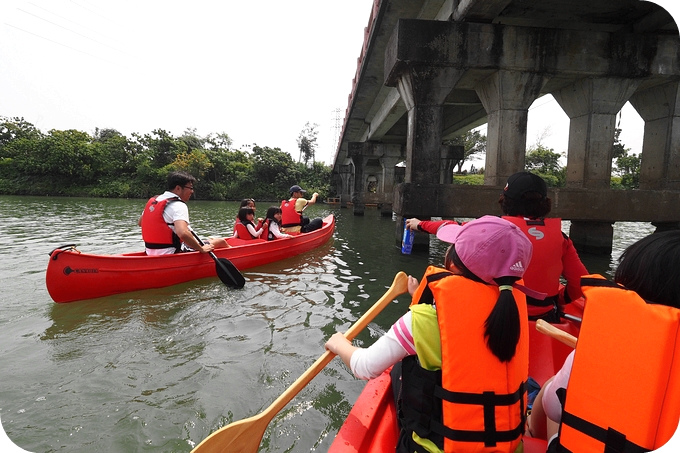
[326,216,538,453]
[526,230,680,452]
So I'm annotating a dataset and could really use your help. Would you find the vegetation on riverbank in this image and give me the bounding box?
[0,117,331,201]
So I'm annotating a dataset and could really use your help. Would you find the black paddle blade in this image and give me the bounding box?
[215,257,246,289]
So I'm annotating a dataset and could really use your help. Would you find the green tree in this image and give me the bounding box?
[140,129,182,168]
[297,122,319,166]
[299,161,332,200]
[252,145,300,199]
[611,129,639,189]
[444,130,486,173]
[524,144,565,187]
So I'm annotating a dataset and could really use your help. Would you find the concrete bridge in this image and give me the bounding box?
[331,0,680,254]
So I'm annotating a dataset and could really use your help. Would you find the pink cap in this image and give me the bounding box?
[435,215,533,284]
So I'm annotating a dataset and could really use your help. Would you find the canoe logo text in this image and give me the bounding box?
[63,266,99,275]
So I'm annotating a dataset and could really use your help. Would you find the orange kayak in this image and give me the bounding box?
[46,214,335,303]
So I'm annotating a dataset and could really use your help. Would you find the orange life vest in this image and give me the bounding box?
[140,195,182,251]
[557,274,680,452]
[280,198,302,228]
[403,266,529,452]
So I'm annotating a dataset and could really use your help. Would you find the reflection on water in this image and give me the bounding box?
[0,195,657,452]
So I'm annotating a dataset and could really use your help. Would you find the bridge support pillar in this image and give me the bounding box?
[553,77,642,252]
[393,66,465,250]
[569,221,614,255]
[475,70,548,186]
[379,152,403,216]
[554,77,642,189]
[629,81,680,190]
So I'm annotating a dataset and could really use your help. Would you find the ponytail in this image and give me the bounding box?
[484,276,521,362]
[446,245,522,362]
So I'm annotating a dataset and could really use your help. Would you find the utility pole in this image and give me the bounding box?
[331,107,342,159]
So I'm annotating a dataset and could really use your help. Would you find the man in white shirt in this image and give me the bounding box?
[138,171,228,255]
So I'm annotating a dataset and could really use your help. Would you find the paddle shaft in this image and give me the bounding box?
[190,230,242,288]
[191,271,409,453]
[535,319,577,348]
[262,271,409,414]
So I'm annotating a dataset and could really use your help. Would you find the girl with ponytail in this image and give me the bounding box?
[326,216,537,452]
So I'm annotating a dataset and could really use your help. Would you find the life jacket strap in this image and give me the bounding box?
[527,294,559,307]
[417,271,454,305]
[431,382,527,447]
[559,411,649,453]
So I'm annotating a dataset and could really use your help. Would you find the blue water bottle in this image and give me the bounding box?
[401,219,414,254]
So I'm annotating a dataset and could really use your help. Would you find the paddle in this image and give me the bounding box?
[191,271,409,453]
[191,231,245,289]
[535,319,577,348]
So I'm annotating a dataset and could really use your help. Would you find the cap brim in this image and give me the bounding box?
[436,223,464,244]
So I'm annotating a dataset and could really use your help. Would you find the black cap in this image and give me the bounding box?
[289,184,306,194]
[503,172,547,199]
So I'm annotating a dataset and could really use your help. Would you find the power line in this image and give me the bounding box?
[17,7,126,55]
[5,22,116,65]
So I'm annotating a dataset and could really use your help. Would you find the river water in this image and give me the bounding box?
[0,195,655,452]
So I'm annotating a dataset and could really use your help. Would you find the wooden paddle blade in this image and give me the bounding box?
[191,413,268,453]
[190,271,410,453]
[215,257,245,289]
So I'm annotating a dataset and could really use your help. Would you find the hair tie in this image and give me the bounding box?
[498,285,513,292]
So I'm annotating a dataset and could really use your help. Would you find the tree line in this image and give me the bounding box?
[449,128,640,190]
[0,117,332,201]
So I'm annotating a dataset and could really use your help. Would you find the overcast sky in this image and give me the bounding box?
[1,0,375,164]
[2,1,678,167]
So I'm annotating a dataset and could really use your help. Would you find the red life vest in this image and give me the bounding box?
[234,221,256,239]
[402,266,529,452]
[140,195,182,251]
[557,274,680,452]
[280,198,302,228]
[502,216,563,298]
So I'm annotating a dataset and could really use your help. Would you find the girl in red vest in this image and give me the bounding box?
[326,216,539,452]
[234,207,266,240]
[406,171,588,322]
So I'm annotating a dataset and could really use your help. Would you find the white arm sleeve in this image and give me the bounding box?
[349,312,413,380]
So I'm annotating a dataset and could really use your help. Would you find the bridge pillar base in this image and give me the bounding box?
[569,221,613,255]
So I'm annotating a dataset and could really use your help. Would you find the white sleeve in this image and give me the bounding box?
[163,201,189,230]
[270,222,290,238]
[246,223,263,237]
[349,312,413,380]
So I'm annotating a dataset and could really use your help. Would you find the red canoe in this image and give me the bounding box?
[46,214,335,303]
[328,301,583,453]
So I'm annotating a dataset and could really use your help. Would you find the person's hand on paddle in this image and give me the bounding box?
[407,275,419,295]
[325,332,358,369]
[199,243,215,254]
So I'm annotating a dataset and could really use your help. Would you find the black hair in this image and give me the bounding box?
[485,276,522,362]
[498,192,551,218]
[237,207,255,222]
[265,206,282,224]
[166,171,195,191]
[446,245,521,362]
[615,230,680,309]
[240,198,255,208]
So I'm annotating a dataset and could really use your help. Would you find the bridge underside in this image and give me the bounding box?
[332,0,680,254]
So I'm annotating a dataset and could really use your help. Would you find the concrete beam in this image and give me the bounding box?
[393,183,680,223]
[384,20,680,87]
